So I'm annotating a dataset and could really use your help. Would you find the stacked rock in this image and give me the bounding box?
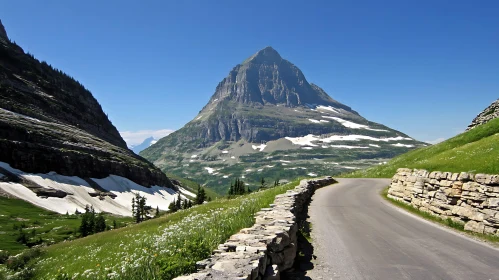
[174,177,336,280]
[389,168,499,235]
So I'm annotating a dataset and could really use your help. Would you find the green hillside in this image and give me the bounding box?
[165,172,220,199]
[343,118,499,178]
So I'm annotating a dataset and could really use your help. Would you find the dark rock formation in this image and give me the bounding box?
[467,99,499,131]
[0,20,7,40]
[0,21,173,188]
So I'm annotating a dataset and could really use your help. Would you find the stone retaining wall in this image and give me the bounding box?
[388,168,499,235]
[174,177,336,280]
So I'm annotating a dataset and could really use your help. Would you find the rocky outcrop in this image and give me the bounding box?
[174,177,336,280]
[388,168,499,235]
[0,20,7,40]
[0,20,173,188]
[467,99,499,131]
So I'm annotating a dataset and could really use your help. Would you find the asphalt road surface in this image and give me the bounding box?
[306,178,499,280]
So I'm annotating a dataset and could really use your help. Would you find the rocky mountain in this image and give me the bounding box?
[0,20,174,191]
[130,136,158,154]
[467,98,499,131]
[141,47,425,194]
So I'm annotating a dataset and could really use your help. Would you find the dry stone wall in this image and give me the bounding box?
[174,177,336,280]
[388,168,499,235]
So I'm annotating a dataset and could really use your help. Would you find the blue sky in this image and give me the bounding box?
[2,0,498,145]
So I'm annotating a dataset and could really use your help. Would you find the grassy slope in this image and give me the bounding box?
[34,178,306,279]
[165,172,220,199]
[342,118,499,178]
[0,196,132,254]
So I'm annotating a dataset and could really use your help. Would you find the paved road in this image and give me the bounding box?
[306,178,499,280]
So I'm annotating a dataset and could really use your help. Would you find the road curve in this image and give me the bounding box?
[306,178,499,280]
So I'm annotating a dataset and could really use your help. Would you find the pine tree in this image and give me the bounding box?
[155,206,160,218]
[187,200,193,208]
[195,185,207,205]
[113,219,118,229]
[79,205,95,237]
[274,179,280,187]
[94,213,106,233]
[168,200,177,213]
[260,177,266,190]
[175,194,182,210]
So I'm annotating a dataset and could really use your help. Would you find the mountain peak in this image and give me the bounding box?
[244,46,282,64]
[0,19,8,40]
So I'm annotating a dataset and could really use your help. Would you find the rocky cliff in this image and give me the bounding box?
[142,47,424,193]
[0,20,173,188]
[467,99,499,131]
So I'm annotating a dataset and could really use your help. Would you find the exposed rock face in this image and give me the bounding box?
[0,20,7,40]
[388,168,499,236]
[0,21,173,188]
[141,47,423,193]
[467,99,499,131]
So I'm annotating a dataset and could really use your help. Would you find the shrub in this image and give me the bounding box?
[0,250,9,264]
[5,248,42,271]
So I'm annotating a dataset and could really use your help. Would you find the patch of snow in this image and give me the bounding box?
[231,156,235,159]
[319,120,329,123]
[365,128,390,132]
[307,173,318,177]
[392,143,415,148]
[302,147,313,150]
[369,144,380,148]
[223,175,229,178]
[245,169,253,172]
[316,105,339,113]
[191,155,198,158]
[321,145,328,148]
[179,187,196,198]
[241,175,245,179]
[282,163,288,166]
[285,134,319,146]
[299,167,307,170]
[204,167,216,174]
[308,119,321,123]
[0,162,178,216]
[342,166,359,170]
[323,116,389,132]
[150,140,157,145]
[222,151,229,154]
[196,116,202,120]
[322,116,368,129]
[266,165,275,168]
[213,98,219,102]
[280,160,291,163]
[251,143,267,152]
[183,164,190,167]
[330,145,369,149]
[257,169,263,172]
[189,160,195,163]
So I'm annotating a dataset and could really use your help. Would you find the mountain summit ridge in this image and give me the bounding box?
[202,46,351,111]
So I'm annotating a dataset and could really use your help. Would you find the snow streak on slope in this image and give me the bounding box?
[285,134,413,146]
[0,162,180,216]
[322,116,389,132]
